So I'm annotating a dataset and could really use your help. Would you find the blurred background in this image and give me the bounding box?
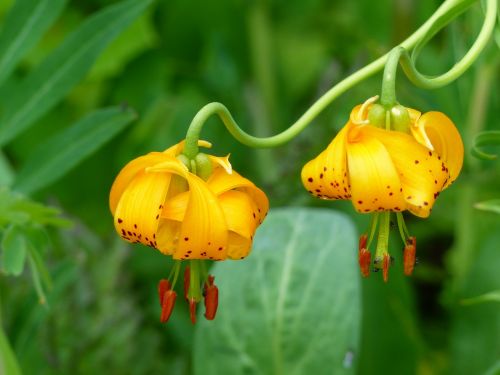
[0,0,498,374]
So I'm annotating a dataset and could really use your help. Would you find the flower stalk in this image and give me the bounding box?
[178,0,495,155]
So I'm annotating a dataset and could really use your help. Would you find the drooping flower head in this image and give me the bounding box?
[110,140,268,322]
[302,96,463,281]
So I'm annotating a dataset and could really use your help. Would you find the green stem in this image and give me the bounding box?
[380,47,404,107]
[188,260,201,302]
[170,260,181,289]
[181,0,494,154]
[382,0,496,103]
[400,0,497,89]
[375,212,391,260]
[200,260,208,283]
[367,213,380,249]
[396,212,409,244]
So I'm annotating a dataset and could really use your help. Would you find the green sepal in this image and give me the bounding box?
[390,105,411,133]
[176,154,190,169]
[195,153,213,181]
[368,104,386,128]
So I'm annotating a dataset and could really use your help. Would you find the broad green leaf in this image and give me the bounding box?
[0,0,152,146]
[14,106,136,195]
[0,327,22,375]
[1,225,27,276]
[194,208,361,375]
[0,0,66,86]
[474,199,500,215]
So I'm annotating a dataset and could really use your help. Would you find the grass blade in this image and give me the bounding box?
[14,105,136,195]
[0,0,67,86]
[0,326,22,375]
[0,0,152,146]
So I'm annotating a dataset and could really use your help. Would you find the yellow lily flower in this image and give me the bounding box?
[302,103,463,217]
[301,97,463,281]
[109,140,268,322]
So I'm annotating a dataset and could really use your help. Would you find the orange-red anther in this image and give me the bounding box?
[160,290,177,323]
[189,298,197,324]
[184,266,190,300]
[358,248,371,278]
[158,279,171,306]
[204,275,219,320]
[382,254,390,283]
[359,234,367,251]
[404,236,417,276]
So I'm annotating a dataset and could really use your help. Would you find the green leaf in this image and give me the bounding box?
[483,360,500,375]
[0,0,152,146]
[471,130,500,160]
[474,199,500,214]
[461,290,500,305]
[0,0,67,86]
[193,208,361,375]
[26,249,48,306]
[358,252,422,375]
[14,105,136,195]
[26,232,53,291]
[0,151,14,186]
[1,225,27,276]
[0,187,71,228]
[88,11,158,81]
[450,234,500,375]
[0,327,22,375]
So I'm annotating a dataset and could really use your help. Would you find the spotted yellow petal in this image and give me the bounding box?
[148,158,228,260]
[362,126,450,218]
[109,152,168,214]
[176,174,228,260]
[207,167,269,223]
[227,232,252,261]
[161,191,188,222]
[411,112,463,188]
[209,154,232,174]
[346,126,406,213]
[207,167,254,194]
[155,219,181,256]
[302,124,351,200]
[219,191,258,238]
[407,107,421,125]
[113,171,171,248]
[161,189,259,260]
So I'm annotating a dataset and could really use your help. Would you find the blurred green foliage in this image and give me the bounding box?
[0,0,498,374]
